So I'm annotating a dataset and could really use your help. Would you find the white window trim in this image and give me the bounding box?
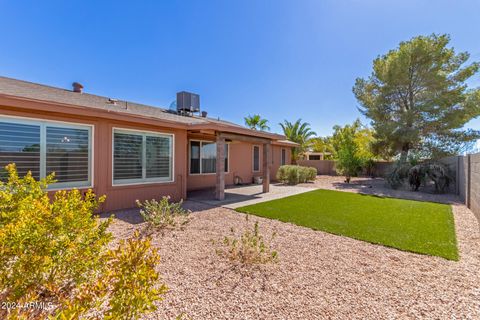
[252,145,260,172]
[188,139,230,175]
[0,115,94,190]
[281,148,286,166]
[112,127,174,186]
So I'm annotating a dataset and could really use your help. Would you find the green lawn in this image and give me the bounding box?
[236,189,458,260]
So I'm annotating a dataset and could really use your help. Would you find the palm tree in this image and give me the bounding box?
[279,119,316,163]
[244,114,270,131]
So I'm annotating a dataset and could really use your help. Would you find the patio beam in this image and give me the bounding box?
[218,132,271,144]
[215,134,226,200]
[263,142,271,193]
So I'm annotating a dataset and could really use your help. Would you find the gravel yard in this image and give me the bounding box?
[105,178,480,319]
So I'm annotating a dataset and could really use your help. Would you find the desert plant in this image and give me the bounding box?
[423,162,454,193]
[276,165,316,185]
[137,196,190,228]
[214,215,278,264]
[388,160,454,193]
[386,161,412,189]
[0,164,165,319]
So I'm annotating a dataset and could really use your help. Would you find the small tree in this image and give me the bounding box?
[333,123,364,183]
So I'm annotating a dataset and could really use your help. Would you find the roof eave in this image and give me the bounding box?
[0,93,191,129]
[188,122,286,140]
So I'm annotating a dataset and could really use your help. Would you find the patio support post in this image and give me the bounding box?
[263,142,271,193]
[215,134,226,200]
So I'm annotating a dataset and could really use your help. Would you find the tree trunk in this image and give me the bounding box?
[399,144,410,163]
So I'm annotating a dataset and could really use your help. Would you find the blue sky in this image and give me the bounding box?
[0,0,479,144]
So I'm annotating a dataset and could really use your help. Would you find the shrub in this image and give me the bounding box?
[214,215,278,264]
[0,164,166,319]
[136,196,190,228]
[276,165,316,185]
[387,160,454,193]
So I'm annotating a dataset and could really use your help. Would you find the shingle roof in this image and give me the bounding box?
[0,76,289,141]
[0,76,207,125]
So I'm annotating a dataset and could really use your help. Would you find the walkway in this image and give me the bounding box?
[187,183,316,209]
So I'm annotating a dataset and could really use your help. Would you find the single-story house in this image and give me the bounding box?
[0,76,297,211]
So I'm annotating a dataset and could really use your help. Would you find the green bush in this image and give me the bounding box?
[136,196,190,229]
[276,165,316,185]
[0,164,166,319]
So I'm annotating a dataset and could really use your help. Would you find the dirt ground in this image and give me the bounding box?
[105,177,480,319]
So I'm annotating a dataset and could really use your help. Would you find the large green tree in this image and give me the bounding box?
[353,34,480,161]
[244,114,270,131]
[279,119,316,163]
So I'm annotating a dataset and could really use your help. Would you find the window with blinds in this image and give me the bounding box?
[113,129,173,185]
[0,121,41,180]
[46,127,90,184]
[0,117,92,188]
[281,148,286,165]
[253,145,260,172]
[189,140,228,174]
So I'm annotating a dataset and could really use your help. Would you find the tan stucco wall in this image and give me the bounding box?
[0,99,292,211]
[0,106,188,211]
[186,139,291,191]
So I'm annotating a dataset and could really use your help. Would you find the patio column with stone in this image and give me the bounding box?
[263,142,271,193]
[215,134,226,200]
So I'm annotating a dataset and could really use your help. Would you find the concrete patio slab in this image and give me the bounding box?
[187,183,316,209]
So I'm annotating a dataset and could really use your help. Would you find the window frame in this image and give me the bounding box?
[281,148,286,166]
[0,115,93,190]
[252,145,260,172]
[112,127,174,186]
[188,139,230,175]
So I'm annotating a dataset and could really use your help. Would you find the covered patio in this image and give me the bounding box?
[213,131,273,200]
[187,183,315,209]
[186,124,299,201]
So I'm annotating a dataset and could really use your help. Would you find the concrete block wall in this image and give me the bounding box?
[468,153,480,222]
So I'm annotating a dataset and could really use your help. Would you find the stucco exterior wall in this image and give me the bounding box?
[468,153,480,222]
[1,102,293,211]
[0,106,188,211]
[186,140,292,191]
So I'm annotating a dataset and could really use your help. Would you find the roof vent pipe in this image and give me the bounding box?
[201,111,208,118]
[72,82,84,93]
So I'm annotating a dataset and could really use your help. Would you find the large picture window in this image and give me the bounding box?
[113,129,173,185]
[0,116,92,188]
[189,140,228,174]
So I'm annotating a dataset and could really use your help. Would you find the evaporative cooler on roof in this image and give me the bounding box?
[176,91,200,115]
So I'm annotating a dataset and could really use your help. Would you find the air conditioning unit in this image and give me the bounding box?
[177,91,200,114]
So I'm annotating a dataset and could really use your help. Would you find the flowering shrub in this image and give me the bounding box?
[276,165,317,184]
[214,215,278,264]
[0,164,166,319]
[137,196,190,228]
